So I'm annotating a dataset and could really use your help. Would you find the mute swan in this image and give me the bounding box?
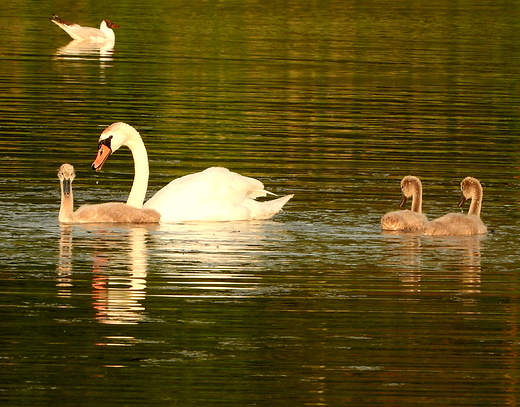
[381,175,428,231]
[58,163,161,224]
[423,177,487,236]
[91,122,294,222]
[50,14,120,42]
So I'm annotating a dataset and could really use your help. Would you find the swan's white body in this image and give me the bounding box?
[58,163,161,224]
[381,175,428,232]
[92,122,293,222]
[51,15,120,42]
[424,177,487,236]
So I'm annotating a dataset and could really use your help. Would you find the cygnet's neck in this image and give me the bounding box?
[59,181,75,223]
[467,187,483,217]
[125,136,149,208]
[411,183,423,213]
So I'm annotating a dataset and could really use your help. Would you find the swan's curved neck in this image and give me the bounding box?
[468,187,483,217]
[125,137,149,208]
[59,182,74,223]
[411,183,423,213]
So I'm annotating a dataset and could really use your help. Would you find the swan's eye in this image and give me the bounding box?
[98,135,113,149]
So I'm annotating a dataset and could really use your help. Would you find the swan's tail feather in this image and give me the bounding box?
[254,194,294,219]
[248,188,276,199]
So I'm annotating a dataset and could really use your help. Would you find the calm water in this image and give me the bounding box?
[1,0,520,405]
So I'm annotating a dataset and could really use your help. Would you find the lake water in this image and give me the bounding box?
[1,0,520,405]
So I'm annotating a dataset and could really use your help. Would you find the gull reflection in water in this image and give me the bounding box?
[57,224,153,325]
[54,39,115,62]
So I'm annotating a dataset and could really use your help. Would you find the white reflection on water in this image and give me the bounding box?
[56,221,285,323]
[57,224,150,325]
[91,227,148,325]
[54,39,115,61]
[56,225,73,297]
[151,221,276,297]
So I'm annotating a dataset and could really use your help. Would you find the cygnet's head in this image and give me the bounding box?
[458,176,482,207]
[399,175,422,207]
[58,163,76,196]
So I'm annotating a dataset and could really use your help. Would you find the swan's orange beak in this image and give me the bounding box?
[458,194,467,208]
[399,195,408,208]
[92,144,112,171]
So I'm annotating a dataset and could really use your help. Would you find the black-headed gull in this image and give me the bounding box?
[50,14,120,42]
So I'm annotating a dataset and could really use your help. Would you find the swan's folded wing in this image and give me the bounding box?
[143,167,286,221]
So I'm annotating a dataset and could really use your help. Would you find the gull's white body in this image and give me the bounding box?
[51,15,120,42]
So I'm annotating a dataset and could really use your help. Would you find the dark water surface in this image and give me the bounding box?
[1,0,520,406]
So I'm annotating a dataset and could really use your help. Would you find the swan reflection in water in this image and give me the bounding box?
[54,39,115,61]
[382,232,484,298]
[91,226,149,324]
[151,221,282,297]
[57,221,282,322]
[382,231,423,292]
[425,235,484,299]
[57,225,73,297]
[57,224,153,325]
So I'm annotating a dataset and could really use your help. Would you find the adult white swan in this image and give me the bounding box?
[91,122,294,222]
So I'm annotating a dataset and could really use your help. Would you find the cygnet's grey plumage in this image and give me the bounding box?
[58,163,160,224]
[381,175,428,232]
[423,177,487,236]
